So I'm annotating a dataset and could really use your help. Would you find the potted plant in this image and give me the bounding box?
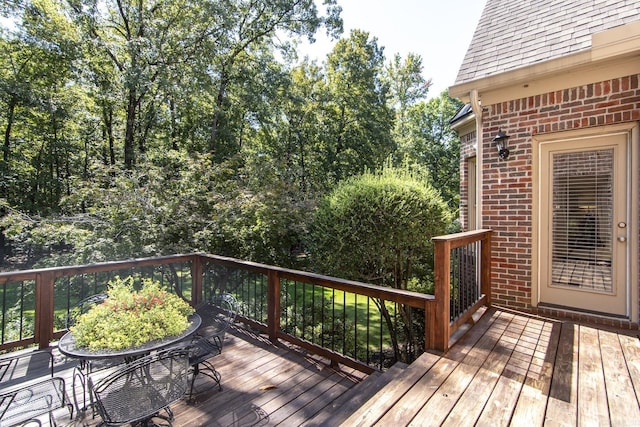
[70,276,195,351]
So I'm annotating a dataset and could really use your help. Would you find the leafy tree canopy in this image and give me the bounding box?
[0,0,463,274]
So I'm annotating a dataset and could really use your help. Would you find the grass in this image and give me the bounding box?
[279,281,395,355]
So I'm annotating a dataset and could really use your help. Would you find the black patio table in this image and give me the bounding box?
[58,314,201,416]
[59,313,201,361]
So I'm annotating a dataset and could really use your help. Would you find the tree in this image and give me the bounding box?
[309,163,452,361]
[322,29,395,183]
[385,52,431,157]
[0,0,80,214]
[403,91,463,208]
[199,0,343,159]
[68,0,209,168]
[253,59,329,195]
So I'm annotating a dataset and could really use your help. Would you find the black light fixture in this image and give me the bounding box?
[493,129,510,160]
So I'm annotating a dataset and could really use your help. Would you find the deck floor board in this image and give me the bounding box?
[337,308,640,427]
[17,307,640,426]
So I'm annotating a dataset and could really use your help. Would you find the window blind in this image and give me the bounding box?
[551,148,613,292]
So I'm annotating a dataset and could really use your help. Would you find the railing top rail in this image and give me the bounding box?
[0,254,198,285]
[0,253,434,309]
[201,254,434,308]
[432,229,492,249]
[279,270,434,308]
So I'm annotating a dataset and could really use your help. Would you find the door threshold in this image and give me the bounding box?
[538,302,628,320]
[535,303,638,331]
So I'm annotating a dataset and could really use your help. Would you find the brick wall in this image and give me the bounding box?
[480,74,640,322]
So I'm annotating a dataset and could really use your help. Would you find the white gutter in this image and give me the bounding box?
[469,89,483,229]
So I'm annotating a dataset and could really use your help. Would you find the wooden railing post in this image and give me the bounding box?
[481,231,493,306]
[35,272,55,349]
[191,255,203,306]
[424,300,435,351]
[267,270,281,343]
[432,238,451,352]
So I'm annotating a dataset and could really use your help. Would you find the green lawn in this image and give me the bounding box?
[279,281,395,355]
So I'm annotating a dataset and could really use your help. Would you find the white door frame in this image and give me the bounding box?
[531,123,638,322]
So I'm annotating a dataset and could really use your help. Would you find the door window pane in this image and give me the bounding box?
[551,149,613,292]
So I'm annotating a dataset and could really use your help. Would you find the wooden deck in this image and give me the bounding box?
[58,325,368,427]
[338,308,640,427]
[38,308,640,426]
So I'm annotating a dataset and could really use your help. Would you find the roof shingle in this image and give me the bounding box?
[455,0,640,85]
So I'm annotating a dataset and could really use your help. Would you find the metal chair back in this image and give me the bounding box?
[90,349,191,426]
[65,293,108,328]
[185,293,237,401]
[195,293,238,354]
[0,350,72,426]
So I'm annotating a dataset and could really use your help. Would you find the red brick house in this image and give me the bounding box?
[449,0,640,328]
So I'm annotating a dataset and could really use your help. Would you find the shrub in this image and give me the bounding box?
[308,164,452,363]
[70,276,194,351]
[309,163,452,290]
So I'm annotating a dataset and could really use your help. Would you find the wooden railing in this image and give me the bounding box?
[0,254,200,351]
[197,254,438,373]
[0,231,492,371]
[432,229,493,351]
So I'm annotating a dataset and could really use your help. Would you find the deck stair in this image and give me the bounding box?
[333,353,440,426]
[322,307,500,426]
[302,360,409,426]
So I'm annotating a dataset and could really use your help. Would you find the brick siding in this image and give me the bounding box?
[473,74,640,325]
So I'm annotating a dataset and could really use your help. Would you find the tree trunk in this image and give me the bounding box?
[3,96,16,171]
[104,106,116,166]
[398,304,416,359]
[0,227,5,266]
[0,202,6,266]
[375,298,400,363]
[124,88,137,169]
[170,98,178,150]
[209,73,229,155]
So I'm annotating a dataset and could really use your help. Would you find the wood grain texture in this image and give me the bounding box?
[26,308,640,427]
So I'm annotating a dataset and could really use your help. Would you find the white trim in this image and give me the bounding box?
[470,90,483,229]
[450,20,640,105]
[630,124,639,323]
[531,123,639,322]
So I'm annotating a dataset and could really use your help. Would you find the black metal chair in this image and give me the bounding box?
[89,348,191,427]
[65,293,124,414]
[64,293,109,327]
[186,293,238,401]
[0,350,73,426]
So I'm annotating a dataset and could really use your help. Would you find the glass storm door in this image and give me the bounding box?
[540,135,628,316]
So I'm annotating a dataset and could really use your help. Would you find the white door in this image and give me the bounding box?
[539,133,629,316]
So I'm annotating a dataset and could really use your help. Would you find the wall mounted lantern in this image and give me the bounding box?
[493,129,510,160]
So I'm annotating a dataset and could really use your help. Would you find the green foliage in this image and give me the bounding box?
[0,1,466,365]
[309,164,452,362]
[323,30,395,183]
[309,162,452,291]
[70,276,194,351]
[386,52,431,138]
[0,0,462,277]
[396,91,463,209]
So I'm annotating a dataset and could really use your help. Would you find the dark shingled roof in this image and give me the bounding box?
[455,0,640,86]
[449,103,473,125]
